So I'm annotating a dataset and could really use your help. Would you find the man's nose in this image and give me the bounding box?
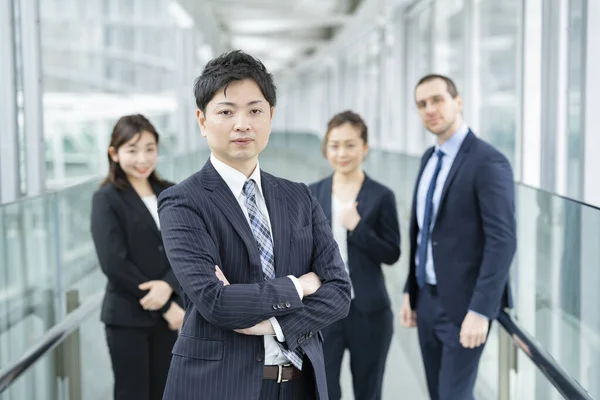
[234,114,251,131]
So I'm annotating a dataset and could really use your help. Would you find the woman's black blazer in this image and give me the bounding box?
[91,180,182,328]
[309,174,401,313]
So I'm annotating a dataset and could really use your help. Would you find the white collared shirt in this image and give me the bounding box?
[210,154,303,366]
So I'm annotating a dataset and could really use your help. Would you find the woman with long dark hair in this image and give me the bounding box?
[90,114,183,400]
[309,110,401,400]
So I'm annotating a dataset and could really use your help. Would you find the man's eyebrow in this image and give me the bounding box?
[216,100,265,106]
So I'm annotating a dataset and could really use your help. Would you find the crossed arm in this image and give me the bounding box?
[158,186,352,338]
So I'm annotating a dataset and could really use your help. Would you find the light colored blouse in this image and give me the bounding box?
[141,194,160,229]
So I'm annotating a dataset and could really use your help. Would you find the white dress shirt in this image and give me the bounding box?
[210,154,304,366]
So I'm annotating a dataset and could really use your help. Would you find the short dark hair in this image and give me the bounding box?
[101,114,169,190]
[321,110,368,157]
[193,50,277,114]
[415,74,459,98]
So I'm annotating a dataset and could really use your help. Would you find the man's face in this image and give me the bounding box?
[415,78,463,137]
[197,79,273,171]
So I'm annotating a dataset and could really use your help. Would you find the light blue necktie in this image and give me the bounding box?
[416,150,445,288]
[242,179,303,370]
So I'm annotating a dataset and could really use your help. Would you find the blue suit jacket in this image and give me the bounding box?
[309,174,401,313]
[405,131,517,324]
[157,159,351,400]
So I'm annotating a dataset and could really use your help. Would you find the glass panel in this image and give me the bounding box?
[433,0,466,91]
[566,0,585,199]
[405,3,432,155]
[37,0,202,189]
[476,0,520,167]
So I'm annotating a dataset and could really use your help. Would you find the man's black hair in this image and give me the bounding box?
[194,50,277,114]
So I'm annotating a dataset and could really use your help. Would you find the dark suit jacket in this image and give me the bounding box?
[90,181,182,328]
[309,174,401,313]
[157,160,352,400]
[405,131,517,324]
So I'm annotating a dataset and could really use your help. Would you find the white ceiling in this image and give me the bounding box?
[205,0,363,73]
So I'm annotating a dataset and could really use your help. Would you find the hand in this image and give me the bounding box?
[139,280,173,311]
[460,311,489,348]
[340,202,361,231]
[215,265,230,286]
[163,302,184,331]
[234,320,275,336]
[400,293,417,328]
[298,272,321,297]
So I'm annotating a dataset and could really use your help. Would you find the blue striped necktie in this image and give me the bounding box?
[416,150,445,288]
[242,179,304,370]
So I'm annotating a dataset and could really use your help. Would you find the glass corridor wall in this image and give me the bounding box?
[1,0,224,202]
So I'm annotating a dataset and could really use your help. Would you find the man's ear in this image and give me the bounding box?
[108,146,119,163]
[197,109,207,137]
[270,106,275,119]
[455,95,464,111]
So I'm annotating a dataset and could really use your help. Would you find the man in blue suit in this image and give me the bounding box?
[400,74,516,400]
[157,50,351,400]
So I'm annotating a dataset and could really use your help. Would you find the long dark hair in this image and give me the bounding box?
[101,114,169,190]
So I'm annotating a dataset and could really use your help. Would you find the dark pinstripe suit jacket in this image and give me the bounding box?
[157,159,352,400]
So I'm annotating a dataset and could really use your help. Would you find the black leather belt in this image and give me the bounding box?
[263,364,302,383]
[426,284,438,296]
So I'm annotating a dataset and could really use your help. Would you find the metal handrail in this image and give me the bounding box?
[498,310,594,400]
[0,294,594,398]
[0,290,103,393]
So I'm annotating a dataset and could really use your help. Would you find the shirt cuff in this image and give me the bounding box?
[287,275,303,300]
[270,317,286,342]
[469,309,489,320]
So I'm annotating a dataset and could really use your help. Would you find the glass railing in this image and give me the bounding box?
[1,132,597,399]
[0,147,210,399]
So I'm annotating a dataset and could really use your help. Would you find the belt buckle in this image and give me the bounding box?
[277,364,290,383]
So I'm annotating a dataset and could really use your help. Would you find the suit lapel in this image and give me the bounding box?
[121,185,161,240]
[437,131,475,213]
[321,176,333,226]
[355,174,371,214]
[201,162,263,275]
[261,172,291,277]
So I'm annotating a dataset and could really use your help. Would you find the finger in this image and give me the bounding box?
[138,281,153,290]
[467,333,477,349]
[459,330,469,348]
[476,332,487,347]
[140,294,152,307]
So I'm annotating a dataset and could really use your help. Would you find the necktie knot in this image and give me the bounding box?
[243,179,257,198]
[436,149,445,159]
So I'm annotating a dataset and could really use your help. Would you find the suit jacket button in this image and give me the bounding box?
[432,241,438,246]
[272,304,278,310]
[309,332,314,337]
[297,337,304,344]
[256,353,264,362]
[285,301,291,308]
[158,245,164,251]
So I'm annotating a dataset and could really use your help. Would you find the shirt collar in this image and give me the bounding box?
[209,153,263,199]
[435,122,469,159]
